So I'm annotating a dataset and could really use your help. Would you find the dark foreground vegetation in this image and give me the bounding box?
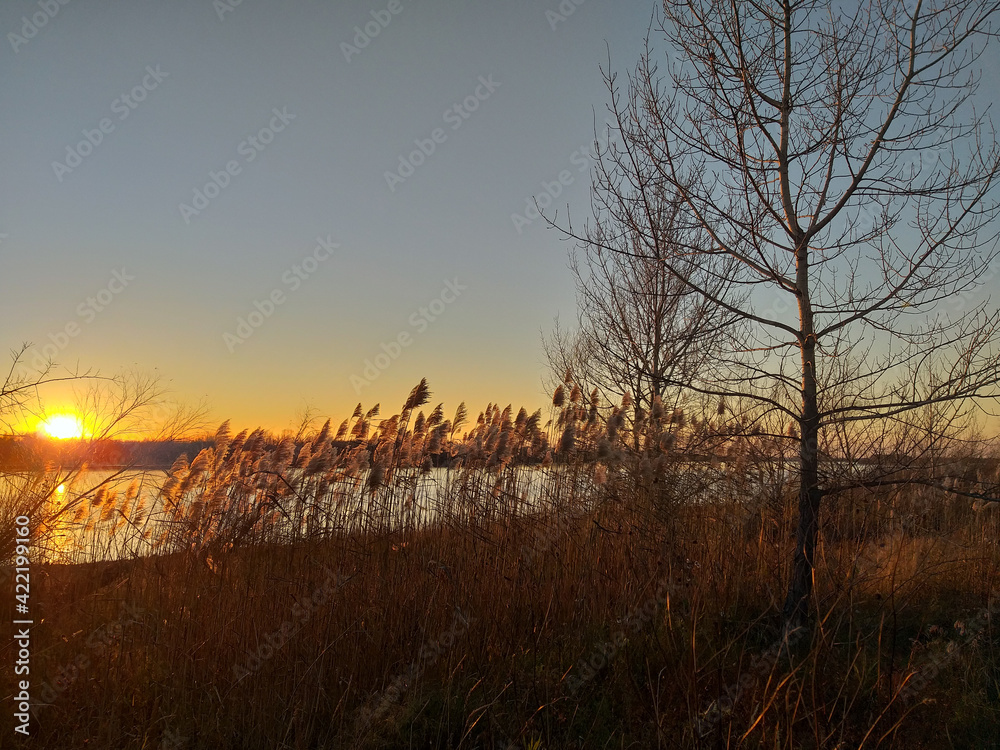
[4,379,1000,749]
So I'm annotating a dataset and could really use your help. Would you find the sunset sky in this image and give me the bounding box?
[4,1,999,436]
[1,0,654,433]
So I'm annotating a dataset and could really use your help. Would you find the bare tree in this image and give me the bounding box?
[544,182,740,448]
[558,0,1000,629]
[0,344,93,434]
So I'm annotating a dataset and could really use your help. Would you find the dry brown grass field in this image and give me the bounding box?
[4,379,1000,749]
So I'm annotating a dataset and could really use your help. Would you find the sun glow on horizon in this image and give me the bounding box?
[40,414,86,440]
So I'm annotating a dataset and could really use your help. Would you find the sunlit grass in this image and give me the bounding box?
[5,378,1000,749]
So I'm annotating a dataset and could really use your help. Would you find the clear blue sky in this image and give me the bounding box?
[1,0,654,432]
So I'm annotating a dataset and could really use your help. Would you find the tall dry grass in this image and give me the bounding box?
[4,378,1000,748]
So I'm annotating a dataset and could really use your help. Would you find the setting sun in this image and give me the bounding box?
[40,414,85,440]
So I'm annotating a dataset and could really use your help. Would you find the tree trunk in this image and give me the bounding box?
[784,235,822,632]
[784,324,822,631]
[783,424,821,630]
